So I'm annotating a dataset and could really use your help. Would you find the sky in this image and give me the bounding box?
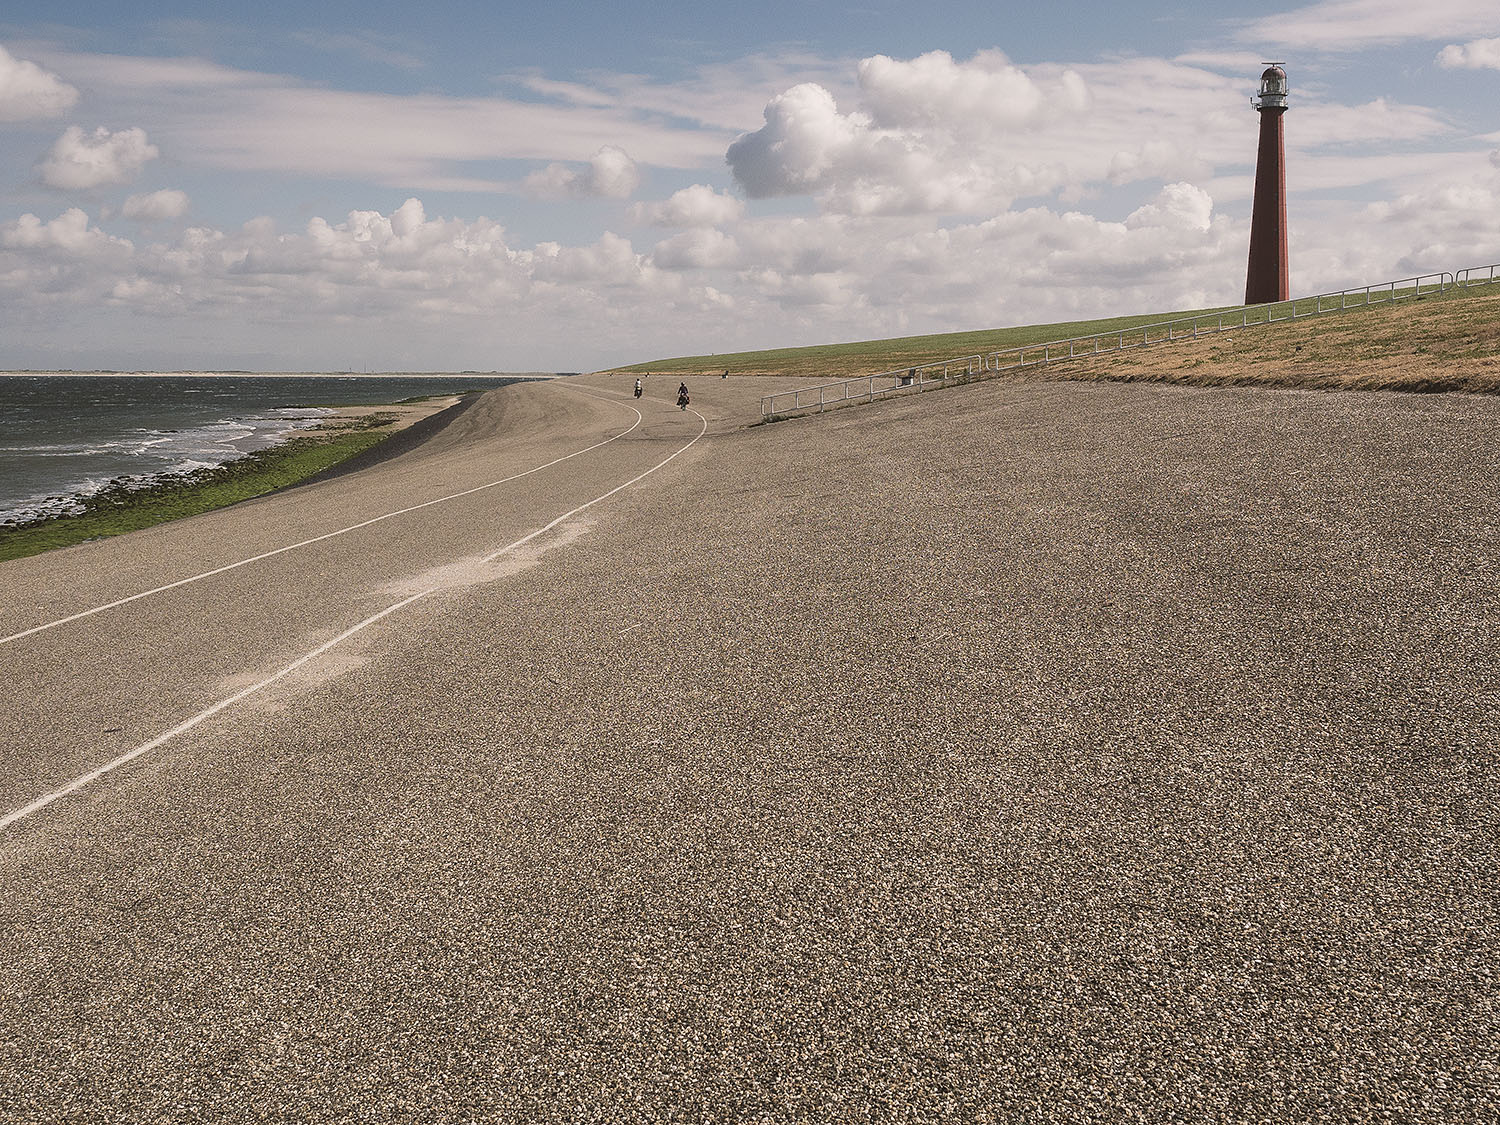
[2,0,1498,372]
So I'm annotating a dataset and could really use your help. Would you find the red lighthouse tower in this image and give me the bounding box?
[1245,64,1290,305]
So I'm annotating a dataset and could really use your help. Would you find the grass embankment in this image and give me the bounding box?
[1056,286,1500,394]
[613,284,1500,395]
[0,412,400,564]
[607,306,1235,380]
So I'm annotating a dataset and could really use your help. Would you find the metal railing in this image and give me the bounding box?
[1455,263,1500,288]
[761,262,1499,420]
[759,355,983,417]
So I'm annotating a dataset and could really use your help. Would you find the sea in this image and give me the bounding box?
[0,373,545,526]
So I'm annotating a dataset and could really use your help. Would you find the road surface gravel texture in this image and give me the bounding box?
[0,373,1496,1122]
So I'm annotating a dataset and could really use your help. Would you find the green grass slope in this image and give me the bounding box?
[610,284,1500,394]
[606,306,1237,380]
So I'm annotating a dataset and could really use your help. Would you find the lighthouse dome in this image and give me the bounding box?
[1253,64,1288,110]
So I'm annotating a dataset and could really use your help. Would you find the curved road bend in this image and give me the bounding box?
[0,379,706,826]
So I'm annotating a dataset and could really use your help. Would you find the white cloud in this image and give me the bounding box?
[1,209,134,300]
[508,51,861,134]
[0,43,79,121]
[1437,38,1500,69]
[22,47,723,191]
[650,228,739,270]
[389,197,425,237]
[855,50,1089,133]
[725,53,1193,215]
[2,208,131,254]
[38,126,159,190]
[122,189,191,221]
[631,185,744,227]
[3,39,1499,372]
[727,83,862,198]
[532,231,646,284]
[1124,183,1215,231]
[1290,99,1452,148]
[726,50,1456,218]
[1239,0,1500,49]
[4,161,1500,371]
[1357,168,1500,272]
[523,145,641,199]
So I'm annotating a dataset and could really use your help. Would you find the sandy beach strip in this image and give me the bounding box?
[298,393,466,439]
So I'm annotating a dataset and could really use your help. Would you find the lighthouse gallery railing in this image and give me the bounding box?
[760,262,1500,421]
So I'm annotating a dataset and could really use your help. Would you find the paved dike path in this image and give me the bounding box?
[1,374,1496,1121]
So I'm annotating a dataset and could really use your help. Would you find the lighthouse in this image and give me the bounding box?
[1245,64,1290,305]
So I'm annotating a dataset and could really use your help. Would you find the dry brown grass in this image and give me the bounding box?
[1038,287,1500,394]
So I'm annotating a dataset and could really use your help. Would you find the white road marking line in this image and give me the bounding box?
[0,407,707,834]
[0,395,644,649]
[0,587,438,834]
[480,408,707,564]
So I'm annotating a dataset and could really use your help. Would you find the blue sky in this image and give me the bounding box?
[2,0,1498,371]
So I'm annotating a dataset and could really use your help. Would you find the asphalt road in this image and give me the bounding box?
[1,374,1496,1122]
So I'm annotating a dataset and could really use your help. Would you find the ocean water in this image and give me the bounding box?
[0,373,535,525]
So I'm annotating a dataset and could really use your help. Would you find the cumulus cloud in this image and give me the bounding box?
[1437,38,1500,68]
[631,184,744,227]
[1,209,135,299]
[726,49,1456,218]
[727,83,860,198]
[532,231,646,284]
[855,49,1089,132]
[2,208,131,254]
[0,187,1271,336]
[523,145,641,199]
[122,189,191,221]
[38,126,159,190]
[1358,166,1500,271]
[2,167,1497,372]
[727,79,1007,215]
[651,228,739,270]
[726,51,1191,216]
[1124,183,1215,231]
[0,43,80,121]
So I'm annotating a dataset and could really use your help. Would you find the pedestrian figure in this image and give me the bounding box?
[634,378,643,399]
[677,386,690,411]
